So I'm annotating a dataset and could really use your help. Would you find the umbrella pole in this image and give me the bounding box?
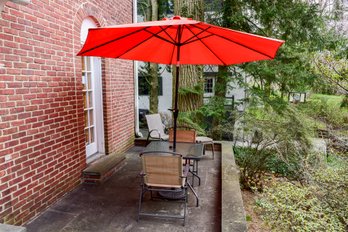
[173,64,180,151]
[173,25,182,151]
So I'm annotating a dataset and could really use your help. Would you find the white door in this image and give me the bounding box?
[82,56,105,158]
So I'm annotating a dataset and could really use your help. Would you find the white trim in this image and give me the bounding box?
[85,57,97,157]
[93,57,105,154]
[133,0,142,137]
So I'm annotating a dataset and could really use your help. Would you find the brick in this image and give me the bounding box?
[18,112,31,119]
[5,140,19,148]
[0,0,134,225]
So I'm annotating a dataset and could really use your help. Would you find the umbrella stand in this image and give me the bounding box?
[172,64,180,151]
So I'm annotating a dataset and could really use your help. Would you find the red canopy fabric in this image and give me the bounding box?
[77,16,284,65]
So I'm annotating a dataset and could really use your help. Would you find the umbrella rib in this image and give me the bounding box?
[113,26,176,60]
[192,24,275,59]
[143,27,176,45]
[180,25,213,45]
[168,24,183,64]
[181,34,214,45]
[160,26,178,44]
[183,25,227,65]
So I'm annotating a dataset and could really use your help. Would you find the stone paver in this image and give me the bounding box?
[25,146,222,232]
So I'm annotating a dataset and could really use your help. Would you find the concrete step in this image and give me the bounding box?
[82,153,125,184]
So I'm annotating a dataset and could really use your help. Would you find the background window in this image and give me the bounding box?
[139,75,163,96]
[204,77,214,94]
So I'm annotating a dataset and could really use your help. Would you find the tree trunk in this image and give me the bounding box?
[173,0,204,112]
[148,0,159,113]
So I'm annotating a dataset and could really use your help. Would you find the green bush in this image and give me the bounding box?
[257,181,346,231]
[234,147,300,178]
[256,154,348,231]
[233,106,313,190]
[312,157,348,228]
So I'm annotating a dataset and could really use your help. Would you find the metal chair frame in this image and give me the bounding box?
[137,151,199,226]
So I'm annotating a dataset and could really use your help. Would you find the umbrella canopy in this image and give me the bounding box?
[77,16,285,149]
[78,16,284,65]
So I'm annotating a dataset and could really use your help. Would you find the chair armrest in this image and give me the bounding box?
[149,129,162,139]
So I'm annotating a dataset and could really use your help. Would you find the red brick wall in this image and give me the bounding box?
[0,0,134,225]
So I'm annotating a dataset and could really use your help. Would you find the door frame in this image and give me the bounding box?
[83,56,105,158]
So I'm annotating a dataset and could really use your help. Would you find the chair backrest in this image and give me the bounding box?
[169,128,196,143]
[145,114,166,139]
[140,151,184,188]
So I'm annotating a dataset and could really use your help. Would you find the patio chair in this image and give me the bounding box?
[169,126,215,160]
[145,114,169,143]
[138,151,199,226]
[168,127,196,143]
[168,127,201,186]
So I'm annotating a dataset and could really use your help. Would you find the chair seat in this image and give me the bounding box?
[196,136,215,160]
[150,134,169,140]
[196,136,213,143]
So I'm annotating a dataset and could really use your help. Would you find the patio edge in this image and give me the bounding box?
[0,223,26,232]
[218,141,247,232]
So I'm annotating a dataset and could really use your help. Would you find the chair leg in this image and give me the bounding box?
[194,160,201,186]
[187,181,199,207]
[183,188,187,226]
[189,162,200,187]
[137,186,145,222]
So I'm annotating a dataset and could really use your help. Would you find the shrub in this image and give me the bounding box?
[233,106,313,190]
[257,181,346,231]
[311,156,348,228]
[256,154,348,231]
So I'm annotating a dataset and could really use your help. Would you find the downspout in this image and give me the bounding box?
[133,0,142,137]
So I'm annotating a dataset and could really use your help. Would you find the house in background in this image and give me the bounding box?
[138,63,173,113]
[137,64,247,125]
[0,0,135,225]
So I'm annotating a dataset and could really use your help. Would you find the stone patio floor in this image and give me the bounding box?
[25,146,221,232]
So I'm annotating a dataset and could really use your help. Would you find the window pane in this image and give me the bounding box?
[138,75,149,95]
[84,110,88,127]
[90,127,94,143]
[85,129,89,144]
[87,73,92,90]
[204,78,213,93]
[88,92,93,108]
[138,75,163,96]
[158,76,163,96]
[86,57,91,71]
[83,92,87,108]
[82,73,87,90]
[89,110,94,126]
[81,57,85,71]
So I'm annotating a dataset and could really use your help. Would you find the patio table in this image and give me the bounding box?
[143,141,204,192]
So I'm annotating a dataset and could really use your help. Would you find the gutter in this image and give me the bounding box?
[133,0,142,137]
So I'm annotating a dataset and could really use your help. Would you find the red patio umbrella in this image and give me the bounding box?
[77,16,284,150]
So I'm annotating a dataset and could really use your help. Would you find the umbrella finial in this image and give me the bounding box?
[172,16,182,20]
